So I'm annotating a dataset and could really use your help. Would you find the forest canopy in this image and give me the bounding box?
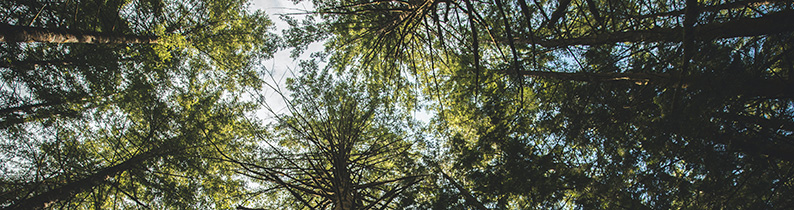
[2,0,793,209]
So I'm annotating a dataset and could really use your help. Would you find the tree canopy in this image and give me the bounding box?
[3,0,794,209]
[2,0,275,209]
[278,0,794,209]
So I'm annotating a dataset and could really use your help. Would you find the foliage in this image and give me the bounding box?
[235,63,424,210]
[1,0,275,209]
[282,0,794,209]
[4,0,794,209]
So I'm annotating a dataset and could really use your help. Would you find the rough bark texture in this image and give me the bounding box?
[0,23,158,44]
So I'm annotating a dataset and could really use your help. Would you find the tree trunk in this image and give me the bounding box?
[512,10,794,47]
[0,23,158,44]
[332,154,356,210]
[3,149,160,210]
[520,70,794,100]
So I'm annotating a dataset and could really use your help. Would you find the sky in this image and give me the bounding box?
[244,0,323,118]
[245,0,433,124]
[250,0,314,30]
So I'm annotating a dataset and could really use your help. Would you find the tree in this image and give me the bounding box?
[1,62,261,209]
[284,0,794,208]
[234,64,424,210]
[1,0,277,128]
[1,0,277,208]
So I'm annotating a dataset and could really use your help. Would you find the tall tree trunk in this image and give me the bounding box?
[511,10,794,47]
[3,148,161,210]
[521,70,794,102]
[520,70,794,99]
[0,23,158,44]
[332,153,355,210]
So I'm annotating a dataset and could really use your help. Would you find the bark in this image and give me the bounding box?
[0,23,158,44]
[520,70,794,99]
[512,10,794,47]
[3,149,161,210]
[522,70,794,103]
[332,154,355,210]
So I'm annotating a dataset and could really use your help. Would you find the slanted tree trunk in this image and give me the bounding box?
[522,70,794,99]
[0,23,158,44]
[0,97,82,129]
[3,148,161,210]
[512,10,794,47]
